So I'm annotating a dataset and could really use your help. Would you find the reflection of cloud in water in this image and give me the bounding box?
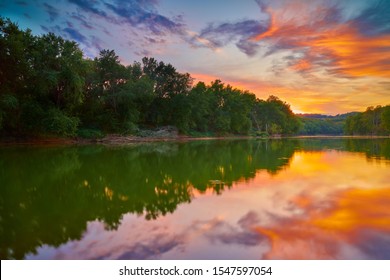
[357,231,390,259]
[117,235,183,260]
[30,212,266,259]
[45,217,186,260]
[254,188,390,259]
[204,212,265,246]
[23,147,390,260]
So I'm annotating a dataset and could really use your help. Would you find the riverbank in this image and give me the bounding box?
[95,134,389,145]
[1,134,389,146]
[289,135,390,139]
[0,134,262,146]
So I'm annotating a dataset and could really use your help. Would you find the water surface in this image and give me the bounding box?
[1,139,389,259]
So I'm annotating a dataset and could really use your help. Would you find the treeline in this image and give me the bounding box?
[0,18,299,138]
[298,113,355,135]
[345,106,390,135]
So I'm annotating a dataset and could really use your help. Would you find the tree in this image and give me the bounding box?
[187,82,212,132]
[33,33,86,111]
[0,18,85,136]
[252,96,299,135]
[142,57,193,127]
[381,106,390,134]
[345,106,390,136]
[0,18,34,133]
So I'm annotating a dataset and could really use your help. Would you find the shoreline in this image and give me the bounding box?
[0,134,389,146]
[288,135,390,139]
[0,134,261,146]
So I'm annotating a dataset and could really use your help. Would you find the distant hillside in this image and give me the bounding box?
[298,112,358,119]
[297,112,358,135]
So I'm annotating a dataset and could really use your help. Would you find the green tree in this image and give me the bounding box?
[187,82,212,132]
[253,96,299,135]
[0,18,85,136]
[381,106,390,134]
[0,18,34,133]
[345,106,390,136]
[142,57,192,127]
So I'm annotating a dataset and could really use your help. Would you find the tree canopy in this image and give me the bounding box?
[345,106,390,136]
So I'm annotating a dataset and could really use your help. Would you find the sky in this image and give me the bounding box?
[1,0,390,114]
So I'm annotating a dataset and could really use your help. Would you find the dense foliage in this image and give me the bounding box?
[298,113,356,135]
[345,106,390,135]
[0,18,300,138]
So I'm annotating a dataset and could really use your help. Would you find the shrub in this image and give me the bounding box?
[77,128,104,139]
[43,109,79,137]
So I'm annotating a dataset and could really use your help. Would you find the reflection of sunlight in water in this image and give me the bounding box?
[27,150,390,260]
[248,151,390,259]
[255,188,390,259]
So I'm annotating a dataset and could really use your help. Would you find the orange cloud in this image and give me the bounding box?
[290,59,312,71]
[253,6,277,41]
[311,27,390,78]
[252,3,390,78]
[189,2,390,114]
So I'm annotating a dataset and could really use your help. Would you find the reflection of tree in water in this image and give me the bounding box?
[297,138,390,160]
[3,138,388,259]
[0,140,298,259]
[343,138,390,160]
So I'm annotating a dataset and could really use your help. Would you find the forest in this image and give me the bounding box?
[1,18,389,139]
[0,18,299,138]
[297,113,356,136]
[345,106,390,136]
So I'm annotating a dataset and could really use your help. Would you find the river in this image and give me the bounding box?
[1,138,389,259]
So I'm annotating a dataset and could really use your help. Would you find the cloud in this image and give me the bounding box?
[134,49,152,57]
[250,0,390,78]
[145,37,166,44]
[40,24,62,34]
[70,13,95,30]
[63,27,87,43]
[104,0,185,36]
[67,0,108,18]
[65,0,185,56]
[39,24,89,46]
[352,0,390,36]
[195,20,266,56]
[89,35,104,50]
[43,3,60,22]
[15,1,28,6]
[236,40,260,56]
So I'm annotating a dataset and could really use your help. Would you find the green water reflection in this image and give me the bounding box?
[0,138,389,259]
